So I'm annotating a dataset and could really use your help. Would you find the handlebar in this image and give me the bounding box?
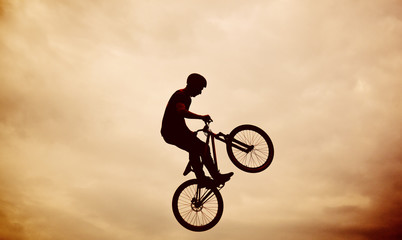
[195,121,212,134]
[194,121,227,144]
[204,118,213,124]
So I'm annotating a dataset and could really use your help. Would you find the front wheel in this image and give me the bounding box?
[226,124,274,173]
[172,179,223,231]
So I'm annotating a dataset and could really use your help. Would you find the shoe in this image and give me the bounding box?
[214,172,234,184]
[197,176,215,188]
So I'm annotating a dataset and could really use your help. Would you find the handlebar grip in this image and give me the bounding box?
[204,119,212,124]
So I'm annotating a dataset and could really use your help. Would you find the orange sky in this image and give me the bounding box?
[1,0,401,239]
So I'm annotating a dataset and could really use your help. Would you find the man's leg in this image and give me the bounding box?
[188,152,206,179]
[166,134,232,183]
[166,135,207,180]
[193,138,234,183]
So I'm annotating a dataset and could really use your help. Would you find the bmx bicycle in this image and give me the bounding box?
[172,122,274,231]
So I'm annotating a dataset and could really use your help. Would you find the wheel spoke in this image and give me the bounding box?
[174,181,222,230]
[229,126,272,171]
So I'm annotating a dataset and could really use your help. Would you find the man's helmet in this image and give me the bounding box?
[187,73,207,88]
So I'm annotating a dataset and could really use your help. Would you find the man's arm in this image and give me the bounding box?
[176,103,212,122]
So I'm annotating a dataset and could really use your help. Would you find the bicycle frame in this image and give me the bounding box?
[173,122,273,231]
[200,123,254,171]
[192,123,255,205]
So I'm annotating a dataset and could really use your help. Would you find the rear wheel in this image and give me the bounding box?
[226,124,274,173]
[172,179,223,231]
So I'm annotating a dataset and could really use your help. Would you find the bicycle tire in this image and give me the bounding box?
[226,124,274,173]
[172,179,223,231]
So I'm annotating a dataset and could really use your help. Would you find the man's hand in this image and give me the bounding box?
[202,115,213,123]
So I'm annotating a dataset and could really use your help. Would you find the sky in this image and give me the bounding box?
[0,0,401,239]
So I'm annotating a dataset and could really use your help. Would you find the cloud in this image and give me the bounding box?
[1,0,402,239]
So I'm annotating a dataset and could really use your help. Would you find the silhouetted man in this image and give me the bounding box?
[161,73,233,185]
